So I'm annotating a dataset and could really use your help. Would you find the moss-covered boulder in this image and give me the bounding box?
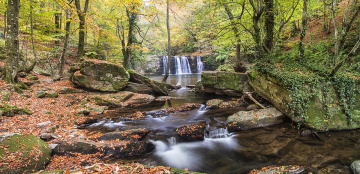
[47,91,59,98]
[0,134,52,173]
[226,107,284,132]
[70,60,130,92]
[195,71,251,96]
[35,90,47,98]
[0,104,32,117]
[248,69,360,131]
[127,70,169,96]
[93,91,134,106]
[58,87,84,94]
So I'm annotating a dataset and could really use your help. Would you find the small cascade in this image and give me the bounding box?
[198,104,207,112]
[162,56,168,75]
[196,56,204,73]
[205,128,230,138]
[175,56,192,74]
[168,137,177,146]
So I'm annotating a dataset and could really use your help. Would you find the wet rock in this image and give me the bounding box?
[47,91,59,98]
[351,160,360,174]
[93,91,134,106]
[97,129,149,141]
[147,103,200,117]
[155,96,177,101]
[0,134,52,174]
[174,83,182,89]
[300,129,313,137]
[318,164,351,174]
[0,90,11,101]
[128,69,169,96]
[58,87,84,94]
[226,107,284,132]
[53,141,99,155]
[247,104,260,110]
[103,141,155,159]
[176,122,207,142]
[70,60,130,92]
[124,82,153,94]
[206,99,223,109]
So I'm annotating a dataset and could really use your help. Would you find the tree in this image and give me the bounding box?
[1,0,20,84]
[298,0,308,60]
[75,0,90,62]
[162,0,171,82]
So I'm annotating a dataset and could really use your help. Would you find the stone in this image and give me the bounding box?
[351,160,360,174]
[93,91,134,106]
[97,129,149,141]
[17,72,27,77]
[37,121,51,127]
[0,90,11,101]
[127,69,169,96]
[47,91,59,98]
[250,165,305,174]
[226,107,284,132]
[23,80,38,86]
[17,82,29,90]
[35,90,47,98]
[125,94,155,106]
[28,75,39,81]
[70,60,130,92]
[176,122,207,142]
[40,133,55,141]
[206,99,223,109]
[195,71,252,96]
[103,141,155,159]
[89,106,106,114]
[58,87,84,94]
[123,82,153,94]
[78,109,90,115]
[12,85,23,94]
[248,70,360,131]
[0,134,52,174]
[53,141,99,156]
[254,133,278,144]
[247,104,260,110]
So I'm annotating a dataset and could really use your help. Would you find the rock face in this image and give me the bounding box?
[195,71,252,96]
[248,70,360,131]
[127,70,169,96]
[226,107,284,132]
[0,134,52,174]
[70,60,130,92]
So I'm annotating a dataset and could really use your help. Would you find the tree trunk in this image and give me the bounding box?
[55,12,61,48]
[25,0,38,73]
[3,10,6,38]
[59,12,71,77]
[162,0,171,83]
[264,0,274,53]
[75,0,90,62]
[299,0,308,60]
[123,6,137,70]
[2,0,20,83]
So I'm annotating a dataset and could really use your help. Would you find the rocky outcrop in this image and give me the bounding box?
[195,71,252,96]
[0,134,52,174]
[70,60,130,92]
[127,70,169,96]
[248,69,360,131]
[226,107,284,132]
[205,99,245,109]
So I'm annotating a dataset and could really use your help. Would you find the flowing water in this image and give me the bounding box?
[88,74,360,174]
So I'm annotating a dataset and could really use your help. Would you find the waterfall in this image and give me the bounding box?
[196,56,204,73]
[205,128,230,138]
[162,56,168,75]
[175,56,191,74]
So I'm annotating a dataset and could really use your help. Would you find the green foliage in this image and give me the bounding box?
[202,54,220,70]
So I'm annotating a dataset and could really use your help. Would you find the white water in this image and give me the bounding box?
[162,56,168,75]
[89,120,125,128]
[197,56,204,73]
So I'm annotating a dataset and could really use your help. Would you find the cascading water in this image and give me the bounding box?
[196,56,204,73]
[162,56,168,75]
[175,56,192,74]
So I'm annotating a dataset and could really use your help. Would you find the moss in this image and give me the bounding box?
[17,81,29,90]
[12,85,23,94]
[47,91,59,98]
[28,75,39,81]
[0,134,52,174]
[0,90,11,101]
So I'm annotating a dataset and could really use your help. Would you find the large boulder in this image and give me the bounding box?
[248,69,360,131]
[53,141,99,156]
[195,71,252,96]
[226,107,284,132]
[0,134,52,174]
[70,60,130,92]
[123,82,154,94]
[127,70,169,96]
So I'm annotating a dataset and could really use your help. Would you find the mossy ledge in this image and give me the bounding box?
[248,63,360,131]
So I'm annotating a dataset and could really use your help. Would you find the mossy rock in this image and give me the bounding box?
[0,134,52,174]
[0,90,11,101]
[0,104,32,117]
[47,91,59,98]
[28,75,39,81]
[70,60,130,92]
[17,81,29,90]
[35,90,47,98]
[12,85,23,94]
[58,87,84,94]
[93,91,134,106]
[248,69,360,131]
[127,69,169,96]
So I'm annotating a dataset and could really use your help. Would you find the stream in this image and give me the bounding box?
[87,74,360,174]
